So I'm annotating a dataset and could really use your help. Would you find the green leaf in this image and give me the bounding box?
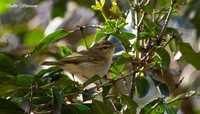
[167,91,196,104]
[24,29,44,46]
[167,99,181,113]
[83,75,101,88]
[113,33,131,50]
[115,56,131,65]
[0,98,25,114]
[61,85,81,95]
[0,0,15,14]
[92,100,114,114]
[151,77,170,96]
[163,103,176,114]
[91,5,100,10]
[120,31,136,40]
[31,29,69,54]
[0,53,18,75]
[122,52,132,58]
[36,67,61,78]
[62,103,92,114]
[16,74,35,87]
[110,64,124,78]
[95,30,106,42]
[100,0,105,7]
[144,18,160,35]
[179,42,200,70]
[52,0,66,17]
[102,85,112,101]
[110,0,122,16]
[140,98,163,114]
[40,82,55,89]
[57,45,73,57]
[135,76,150,98]
[155,47,170,70]
[157,83,170,96]
[151,104,165,114]
[0,85,18,96]
[120,94,138,114]
[139,32,150,39]
[91,0,101,11]
[158,0,171,7]
[32,96,52,104]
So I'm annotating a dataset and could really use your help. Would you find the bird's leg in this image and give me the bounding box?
[72,73,75,82]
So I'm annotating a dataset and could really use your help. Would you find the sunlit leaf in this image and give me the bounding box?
[24,29,44,46]
[91,5,100,10]
[115,56,131,65]
[120,31,135,40]
[135,76,150,98]
[31,29,69,54]
[92,100,114,114]
[57,45,73,57]
[110,64,124,78]
[91,0,101,11]
[0,0,15,14]
[110,0,122,16]
[95,30,106,42]
[140,98,163,114]
[151,104,165,114]
[100,0,105,7]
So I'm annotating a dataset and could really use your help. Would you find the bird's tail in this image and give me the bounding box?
[41,61,64,66]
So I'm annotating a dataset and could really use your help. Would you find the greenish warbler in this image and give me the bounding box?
[41,40,115,82]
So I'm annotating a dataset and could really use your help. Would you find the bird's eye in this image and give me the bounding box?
[102,46,109,49]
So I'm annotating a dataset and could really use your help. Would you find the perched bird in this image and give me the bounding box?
[41,40,115,82]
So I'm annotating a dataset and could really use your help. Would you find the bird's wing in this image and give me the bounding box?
[61,50,104,64]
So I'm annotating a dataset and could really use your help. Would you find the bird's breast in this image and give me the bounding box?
[63,61,108,79]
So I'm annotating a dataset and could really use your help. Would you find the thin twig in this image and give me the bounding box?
[138,12,145,27]
[167,91,197,104]
[77,26,89,49]
[143,0,151,6]
[88,71,135,91]
[159,0,175,38]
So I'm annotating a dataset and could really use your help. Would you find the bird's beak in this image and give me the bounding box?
[112,44,116,48]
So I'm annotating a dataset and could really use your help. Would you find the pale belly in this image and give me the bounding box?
[63,62,108,79]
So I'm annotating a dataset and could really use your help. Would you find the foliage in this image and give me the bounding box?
[0,0,200,114]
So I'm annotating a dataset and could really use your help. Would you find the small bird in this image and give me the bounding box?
[41,40,116,82]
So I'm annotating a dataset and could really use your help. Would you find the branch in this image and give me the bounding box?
[167,91,197,104]
[87,71,135,91]
[158,0,175,38]
[77,26,89,49]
